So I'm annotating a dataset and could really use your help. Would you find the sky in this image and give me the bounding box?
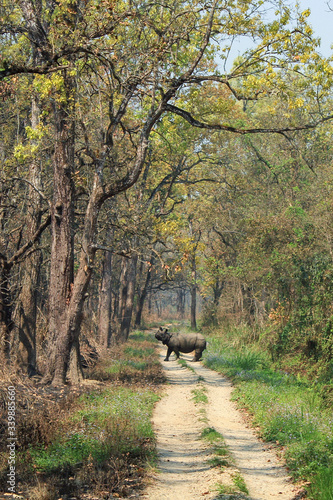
[223,0,333,68]
[299,0,333,57]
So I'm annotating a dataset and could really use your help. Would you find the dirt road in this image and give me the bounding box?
[143,348,304,500]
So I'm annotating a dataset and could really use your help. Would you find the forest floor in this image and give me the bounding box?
[142,346,307,500]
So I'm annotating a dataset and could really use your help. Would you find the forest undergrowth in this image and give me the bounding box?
[0,331,165,500]
[202,323,333,500]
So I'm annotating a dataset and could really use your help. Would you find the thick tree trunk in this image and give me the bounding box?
[43,100,76,385]
[14,257,41,374]
[45,193,99,385]
[97,249,113,347]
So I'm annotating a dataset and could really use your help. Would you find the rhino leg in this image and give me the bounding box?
[164,346,173,361]
[192,348,204,362]
[173,348,180,359]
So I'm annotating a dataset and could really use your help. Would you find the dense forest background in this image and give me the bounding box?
[1,0,333,384]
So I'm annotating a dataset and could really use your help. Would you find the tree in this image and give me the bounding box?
[1,0,332,384]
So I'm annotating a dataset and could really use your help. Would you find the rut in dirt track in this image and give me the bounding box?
[143,349,302,500]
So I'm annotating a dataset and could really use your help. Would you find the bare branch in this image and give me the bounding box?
[8,215,51,267]
[10,177,51,208]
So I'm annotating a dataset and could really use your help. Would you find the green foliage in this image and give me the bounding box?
[204,338,269,379]
[308,466,333,500]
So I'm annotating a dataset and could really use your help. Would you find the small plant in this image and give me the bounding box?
[215,482,248,498]
[201,427,222,443]
[208,456,229,468]
[232,472,249,494]
[192,385,208,404]
[201,427,232,470]
[308,466,333,500]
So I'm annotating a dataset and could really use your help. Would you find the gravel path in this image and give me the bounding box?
[143,349,305,500]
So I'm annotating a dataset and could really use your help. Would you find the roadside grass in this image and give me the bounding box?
[203,333,333,500]
[88,330,166,385]
[28,387,160,472]
[0,329,165,499]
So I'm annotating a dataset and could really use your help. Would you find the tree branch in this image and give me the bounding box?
[0,63,69,79]
[164,103,333,135]
[8,215,51,267]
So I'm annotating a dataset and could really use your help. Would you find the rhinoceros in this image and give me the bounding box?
[155,327,207,362]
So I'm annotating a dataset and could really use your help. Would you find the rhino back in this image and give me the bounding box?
[170,333,206,352]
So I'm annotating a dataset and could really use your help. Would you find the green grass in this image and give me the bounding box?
[232,472,249,494]
[123,346,155,357]
[177,358,195,372]
[27,328,163,475]
[0,328,165,498]
[200,427,232,469]
[204,334,333,500]
[129,330,157,342]
[192,385,208,404]
[215,482,249,498]
[88,330,165,384]
[29,387,160,473]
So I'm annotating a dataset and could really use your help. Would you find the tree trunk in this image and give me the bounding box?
[45,186,101,385]
[114,255,138,343]
[97,249,113,347]
[190,262,197,330]
[177,288,186,319]
[116,256,128,337]
[121,255,137,339]
[43,98,76,385]
[13,91,42,375]
[134,257,153,328]
[0,261,13,361]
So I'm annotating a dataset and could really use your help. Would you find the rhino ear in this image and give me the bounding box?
[164,328,168,333]
[159,327,163,331]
